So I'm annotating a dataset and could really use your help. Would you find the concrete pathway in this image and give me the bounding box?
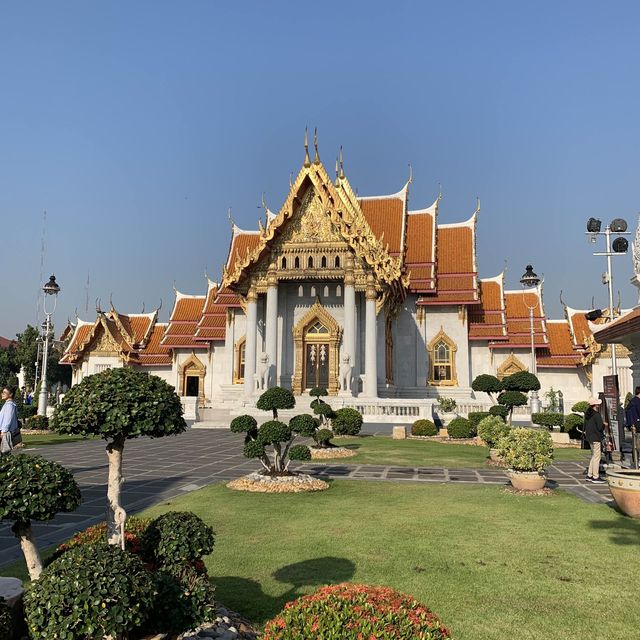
[0,430,612,569]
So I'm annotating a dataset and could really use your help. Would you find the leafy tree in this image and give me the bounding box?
[256,386,295,419]
[501,371,541,392]
[0,454,81,580]
[52,368,187,546]
[471,374,503,403]
[0,343,19,388]
[497,390,528,424]
[14,325,39,389]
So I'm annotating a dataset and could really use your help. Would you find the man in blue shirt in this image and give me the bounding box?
[0,386,19,454]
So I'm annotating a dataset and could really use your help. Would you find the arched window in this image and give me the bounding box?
[321,255,327,268]
[294,256,300,269]
[298,285,304,297]
[281,257,287,269]
[310,286,316,297]
[427,328,457,386]
[323,285,329,297]
[335,256,341,268]
[234,337,246,383]
[308,256,314,268]
[336,285,342,297]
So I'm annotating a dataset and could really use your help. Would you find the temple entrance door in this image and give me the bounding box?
[304,342,329,390]
[186,375,200,397]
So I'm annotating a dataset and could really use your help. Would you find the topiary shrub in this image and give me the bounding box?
[313,428,335,448]
[257,386,295,419]
[564,413,584,438]
[0,454,81,580]
[411,419,438,436]
[288,414,318,438]
[141,511,214,575]
[26,414,49,430]
[531,412,564,429]
[471,374,503,402]
[230,414,258,437]
[309,387,328,400]
[571,400,590,414]
[262,583,451,640]
[332,407,363,436]
[288,444,312,461]
[497,390,529,424]
[477,415,510,448]
[0,597,13,640]
[447,417,475,439]
[312,400,336,425]
[489,405,509,420]
[24,544,155,639]
[502,371,541,392]
[497,428,554,473]
[52,367,186,547]
[468,411,491,428]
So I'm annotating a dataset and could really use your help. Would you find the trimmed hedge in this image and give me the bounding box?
[571,401,590,414]
[26,414,49,430]
[489,405,509,419]
[289,414,318,437]
[468,411,491,428]
[288,444,312,461]
[502,371,541,392]
[447,417,476,439]
[314,428,335,447]
[531,412,564,429]
[262,583,451,640]
[411,419,438,436]
[332,408,363,436]
[256,386,295,419]
[564,413,584,437]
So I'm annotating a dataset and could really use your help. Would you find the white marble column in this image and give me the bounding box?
[343,258,356,394]
[364,275,378,398]
[265,271,278,387]
[244,287,258,398]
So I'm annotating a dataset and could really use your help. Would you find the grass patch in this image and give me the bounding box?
[328,436,589,467]
[20,433,93,447]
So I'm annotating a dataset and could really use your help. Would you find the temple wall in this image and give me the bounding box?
[536,369,591,411]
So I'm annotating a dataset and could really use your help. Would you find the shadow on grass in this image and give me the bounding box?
[214,556,355,623]
[589,516,640,545]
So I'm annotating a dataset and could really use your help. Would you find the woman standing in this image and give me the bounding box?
[584,397,606,483]
[0,386,20,454]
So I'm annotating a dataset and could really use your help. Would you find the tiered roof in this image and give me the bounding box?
[404,199,438,293]
[468,274,507,340]
[160,292,206,349]
[491,287,548,349]
[194,281,242,342]
[536,320,582,368]
[359,186,408,259]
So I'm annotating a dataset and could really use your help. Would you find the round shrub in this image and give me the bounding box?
[309,387,328,399]
[489,405,509,420]
[468,411,491,428]
[0,597,13,640]
[262,583,451,640]
[24,544,155,639]
[312,401,335,419]
[230,414,258,434]
[471,374,503,395]
[497,428,554,473]
[564,413,583,437]
[26,414,49,430]
[497,390,529,408]
[288,444,312,461]
[257,387,295,418]
[571,400,590,414]
[141,511,214,574]
[258,420,292,445]
[502,371,541,392]
[289,413,318,437]
[411,419,437,436]
[244,439,266,459]
[332,408,363,436]
[531,412,564,429]
[313,428,335,447]
[477,415,510,448]
[447,417,475,439]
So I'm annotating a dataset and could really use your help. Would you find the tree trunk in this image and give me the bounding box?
[106,435,126,546]
[13,522,43,580]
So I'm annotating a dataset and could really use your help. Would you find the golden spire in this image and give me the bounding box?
[313,127,320,164]
[303,127,311,167]
[334,156,340,187]
[339,146,345,179]
[289,171,293,188]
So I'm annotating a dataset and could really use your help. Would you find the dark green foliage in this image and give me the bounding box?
[309,387,328,399]
[244,440,266,459]
[313,401,335,418]
[52,367,187,441]
[19,404,37,419]
[313,428,335,447]
[332,408,363,436]
[288,444,312,461]
[468,411,491,428]
[531,412,564,429]
[471,374,503,396]
[502,371,541,392]
[497,391,529,409]
[230,414,258,434]
[289,413,319,437]
[447,417,476,439]
[24,544,155,639]
[564,413,584,437]
[26,414,49,430]
[256,386,295,418]
[411,419,437,436]
[571,401,590,414]
[477,416,510,448]
[141,511,214,575]
[0,597,13,640]
[489,405,509,420]
[258,420,292,445]
[0,454,81,527]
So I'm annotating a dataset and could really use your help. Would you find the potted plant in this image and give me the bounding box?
[497,428,553,491]
[436,397,457,435]
[477,415,510,462]
[605,469,640,518]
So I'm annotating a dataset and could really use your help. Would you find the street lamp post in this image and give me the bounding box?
[37,275,61,417]
[520,265,541,414]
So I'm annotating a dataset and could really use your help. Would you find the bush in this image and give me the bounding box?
[489,405,509,420]
[19,404,37,420]
[230,414,258,435]
[262,583,451,640]
[312,400,335,421]
[289,414,318,437]
[468,411,491,428]
[288,444,312,461]
[447,417,475,439]
[0,597,13,640]
[532,412,564,429]
[257,386,295,419]
[497,390,528,422]
[471,374,503,398]
[497,428,554,473]
[502,371,541,392]
[564,413,584,437]
[24,544,155,639]
[411,419,438,436]
[309,387,328,399]
[571,400,590,414]
[437,397,457,413]
[477,415,510,448]
[141,511,214,575]
[313,428,335,447]
[26,414,49,430]
[332,407,363,436]
[258,420,292,445]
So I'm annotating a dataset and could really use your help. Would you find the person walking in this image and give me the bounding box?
[0,386,20,455]
[584,397,606,483]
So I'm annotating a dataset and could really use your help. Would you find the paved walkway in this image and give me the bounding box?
[0,430,612,569]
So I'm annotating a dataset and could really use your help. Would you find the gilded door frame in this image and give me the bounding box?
[178,353,206,404]
[292,300,342,395]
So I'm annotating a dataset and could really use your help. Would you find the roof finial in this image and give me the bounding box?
[156,298,163,313]
[289,171,293,188]
[334,156,340,187]
[227,207,234,228]
[96,298,102,314]
[141,302,146,313]
[303,127,311,167]
[559,289,566,308]
[474,197,481,215]
[313,127,320,164]
[173,280,178,294]
[109,293,115,311]
[438,182,443,201]
[407,163,413,184]
[503,259,508,274]
[339,146,345,179]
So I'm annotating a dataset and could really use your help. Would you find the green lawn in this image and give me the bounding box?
[330,436,589,467]
[20,433,93,447]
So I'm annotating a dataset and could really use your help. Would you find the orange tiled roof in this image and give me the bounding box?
[593,307,640,344]
[537,320,582,367]
[161,293,206,349]
[469,277,507,340]
[566,308,592,347]
[358,193,405,257]
[491,290,548,348]
[405,209,436,292]
[137,323,172,366]
[226,231,261,275]
[59,322,94,363]
[194,283,242,342]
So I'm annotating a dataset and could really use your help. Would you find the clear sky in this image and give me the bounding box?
[1,1,639,337]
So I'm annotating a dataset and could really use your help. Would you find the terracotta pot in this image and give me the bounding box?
[489,448,502,463]
[508,470,547,491]
[606,469,640,518]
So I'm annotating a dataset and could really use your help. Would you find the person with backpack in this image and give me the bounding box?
[0,386,22,454]
[584,397,606,483]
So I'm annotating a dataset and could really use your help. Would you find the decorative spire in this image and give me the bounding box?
[474,197,481,215]
[334,156,340,187]
[407,163,413,184]
[141,302,146,313]
[289,172,293,188]
[303,127,311,167]
[438,182,443,201]
[313,127,320,164]
[339,146,345,179]
[227,207,234,227]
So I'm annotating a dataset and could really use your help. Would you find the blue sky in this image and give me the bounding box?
[1,1,639,337]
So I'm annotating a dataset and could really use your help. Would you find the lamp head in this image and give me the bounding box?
[43,275,60,296]
[586,218,602,233]
[610,218,628,233]
[519,264,540,288]
[612,237,629,253]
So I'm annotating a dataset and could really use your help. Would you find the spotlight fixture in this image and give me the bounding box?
[612,237,629,253]
[610,218,628,233]
[585,309,603,322]
[586,218,602,233]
